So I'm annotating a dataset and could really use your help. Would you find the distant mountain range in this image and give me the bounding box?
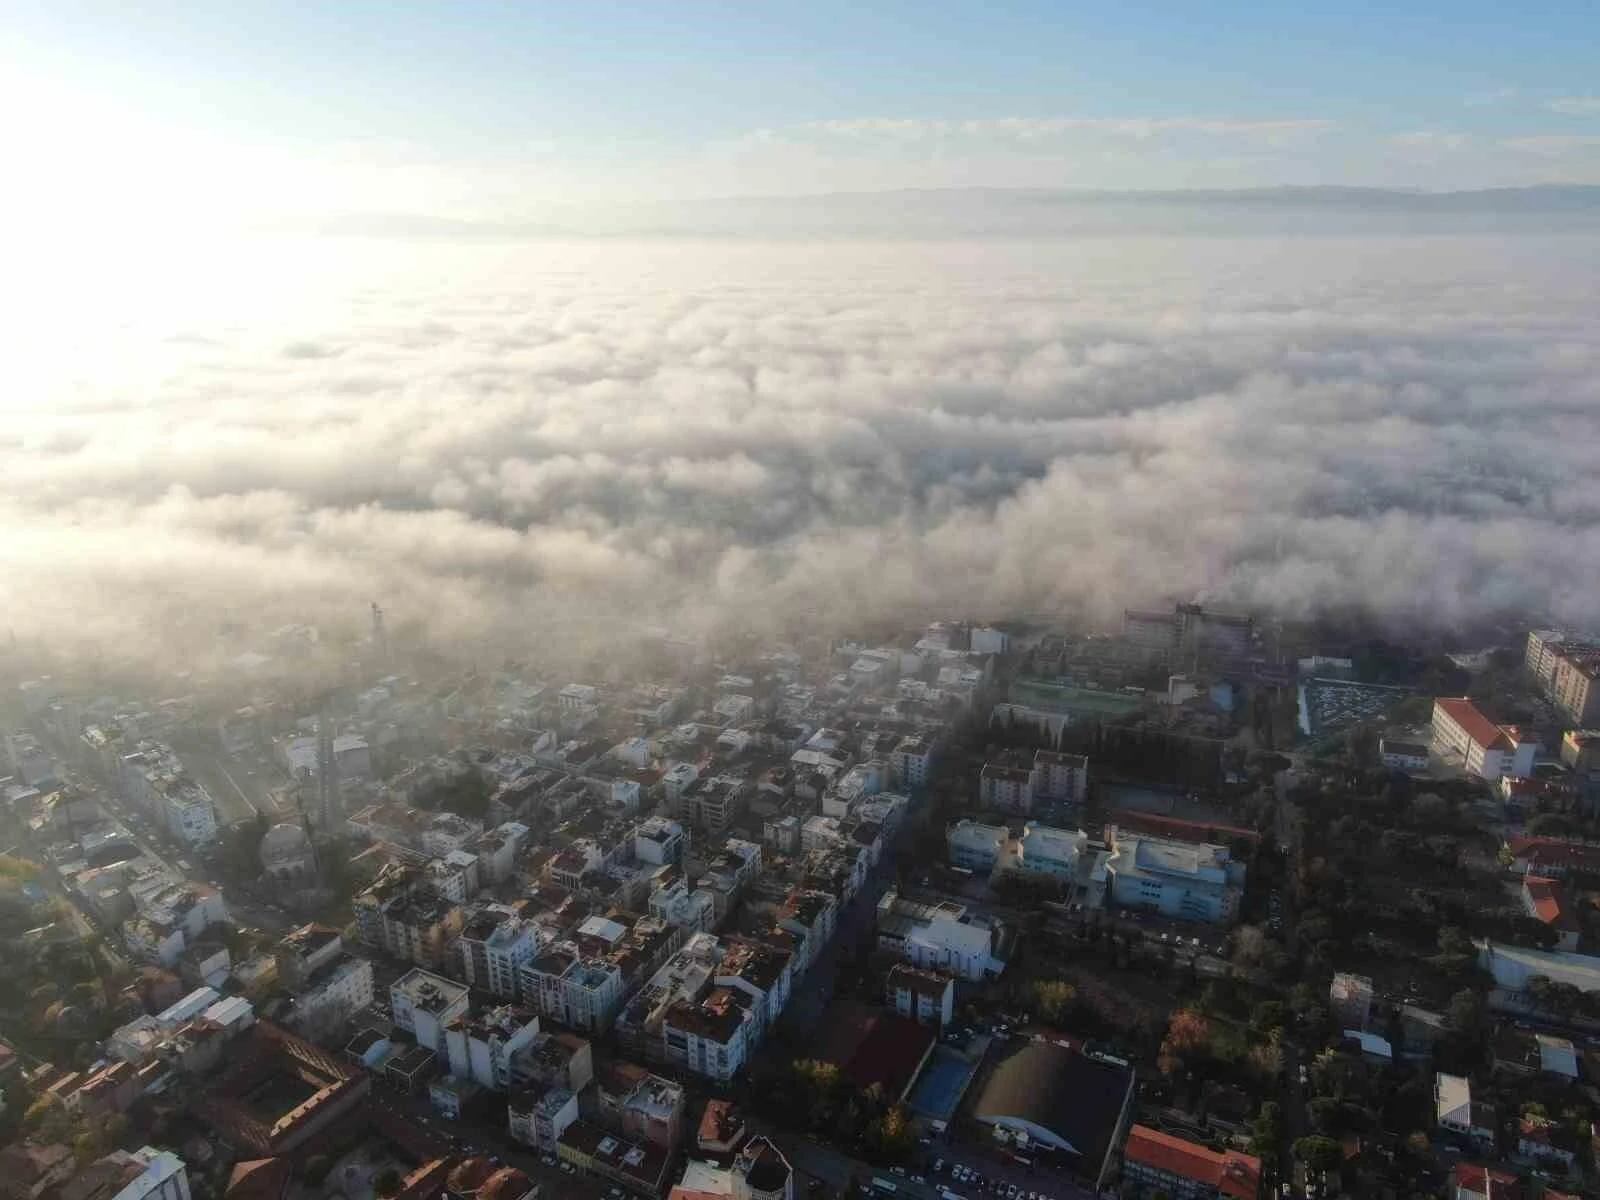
[261,185,1600,239]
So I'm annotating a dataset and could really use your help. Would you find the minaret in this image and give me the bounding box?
[316,713,343,837]
[371,601,389,669]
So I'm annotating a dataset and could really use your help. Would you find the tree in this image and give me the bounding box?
[1033,980,1076,1025]
[1159,1009,1211,1075]
[374,1168,402,1197]
[1447,989,1485,1036]
[1294,1135,1343,1173]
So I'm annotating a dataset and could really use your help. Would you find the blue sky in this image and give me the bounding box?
[2,1,1598,226]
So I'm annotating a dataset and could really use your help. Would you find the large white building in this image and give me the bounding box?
[875,890,999,981]
[1104,830,1244,925]
[947,820,1008,872]
[649,875,715,933]
[391,968,471,1052]
[1430,697,1536,781]
[634,817,686,866]
[1011,823,1089,882]
[286,954,374,1042]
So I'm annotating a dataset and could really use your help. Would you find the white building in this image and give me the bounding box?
[1104,830,1244,925]
[635,817,685,867]
[1430,697,1536,781]
[663,988,759,1082]
[1378,737,1430,772]
[455,908,542,998]
[519,946,626,1034]
[886,964,955,1028]
[713,938,794,1033]
[1435,1072,1495,1147]
[947,820,1008,872]
[104,1148,190,1200]
[287,954,374,1042]
[445,1005,542,1091]
[875,890,998,981]
[1032,751,1089,803]
[391,968,471,1052]
[1011,823,1088,882]
[650,876,715,933]
[159,780,219,847]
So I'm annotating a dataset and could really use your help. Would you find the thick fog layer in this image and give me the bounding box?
[3,233,1598,672]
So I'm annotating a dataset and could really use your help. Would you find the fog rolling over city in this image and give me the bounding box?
[3,225,1599,677]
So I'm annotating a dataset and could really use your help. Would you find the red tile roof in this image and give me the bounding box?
[1436,697,1520,752]
[1523,876,1578,931]
[1507,836,1600,874]
[1452,1162,1521,1199]
[1123,1126,1260,1200]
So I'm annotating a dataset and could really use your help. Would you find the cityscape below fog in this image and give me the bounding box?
[5,604,1600,1200]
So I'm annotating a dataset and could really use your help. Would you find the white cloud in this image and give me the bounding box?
[1549,97,1600,115]
[1501,134,1600,158]
[3,233,1599,677]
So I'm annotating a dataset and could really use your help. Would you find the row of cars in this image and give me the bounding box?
[925,1159,1059,1200]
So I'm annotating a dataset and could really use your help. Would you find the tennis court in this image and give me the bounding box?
[909,1046,981,1120]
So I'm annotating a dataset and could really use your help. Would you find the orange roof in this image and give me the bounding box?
[1436,697,1520,752]
[1123,1126,1260,1199]
[1508,836,1600,873]
[1524,876,1578,930]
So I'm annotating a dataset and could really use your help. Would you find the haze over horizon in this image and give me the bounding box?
[1,4,1598,677]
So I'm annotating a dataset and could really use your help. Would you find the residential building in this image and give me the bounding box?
[875,890,998,981]
[696,1099,747,1160]
[713,938,794,1032]
[1552,647,1600,726]
[1522,876,1580,951]
[284,954,373,1043]
[662,988,759,1082]
[886,964,955,1028]
[555,1119,671,1198]
[453,907,541,998]
[1329,973,1374,1031]
[1435,1073,1496,1149]
[54,1148,190,1200]
[947,820,1008,872]
[634,817,685,867]
[1527,629,1574,689]
[979,763,1034,814]
[1379,738,1430,772]
[1104,830,1245,925]
[592,1060,685,1152]
[519,946,626,1034]
[1032,750,1088,803]
[508,1085,580,1150]
[1430,697,1536,781]
[274,924,345,990]
[649,875,715,933]
[889,735,936,790]
[444,1006,541,1091]
[391,969,470,1053]
[776,889,836,971]
[1121,1125,1260,1200]
[1452,1163,1521,1200]
[353,867,464,969]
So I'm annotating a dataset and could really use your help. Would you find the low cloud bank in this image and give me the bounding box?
[4,233,1598,674]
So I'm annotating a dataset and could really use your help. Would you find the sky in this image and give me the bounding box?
[3,1,1600,230]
